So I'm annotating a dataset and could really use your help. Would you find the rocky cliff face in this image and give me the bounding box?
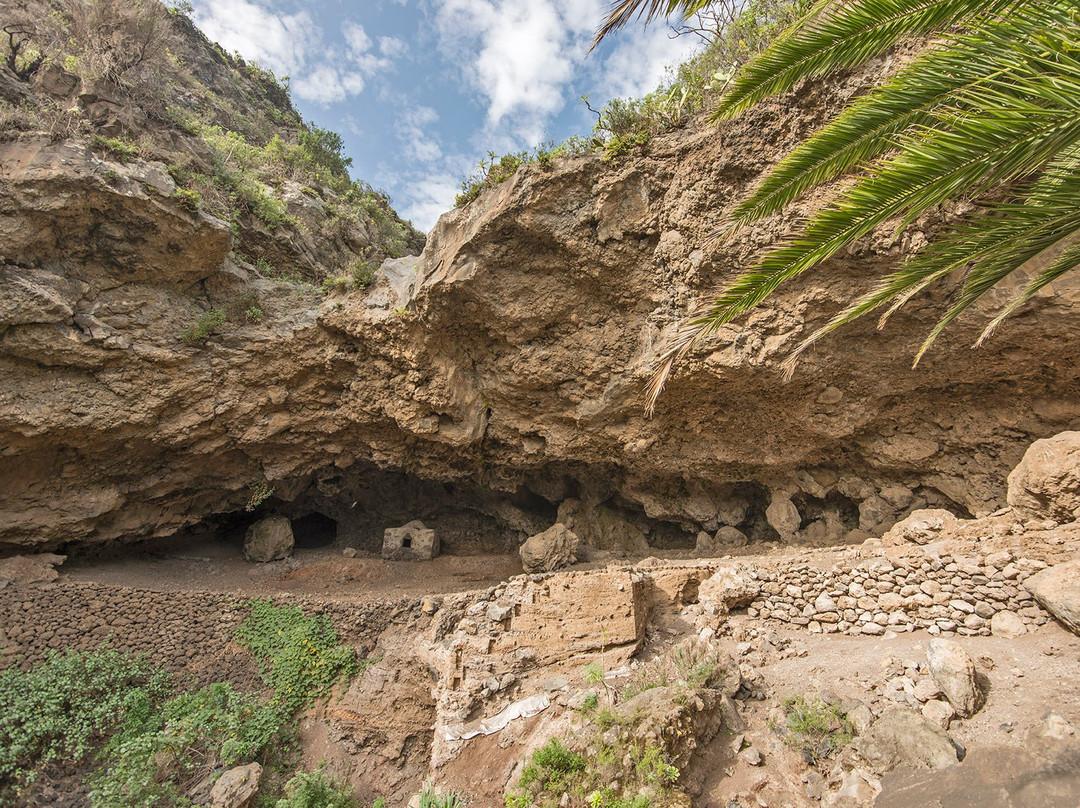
[3,18,1080,553]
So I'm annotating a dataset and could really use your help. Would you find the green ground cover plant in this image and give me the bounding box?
[0,648,171,794]
[773,696,853,763]
[179,307,226,343]
[0,601,359,806]
[274,764,357,808]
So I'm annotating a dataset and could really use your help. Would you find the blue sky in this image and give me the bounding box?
[188,0,702,231]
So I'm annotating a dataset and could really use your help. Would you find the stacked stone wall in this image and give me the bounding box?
[0,581,413,685]
[737,551,1049,636]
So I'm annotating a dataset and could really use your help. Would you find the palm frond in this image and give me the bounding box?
[723,41,1003,228]
[714,0,1015,119]
[645,0,1080,412]
[591,0,713,50]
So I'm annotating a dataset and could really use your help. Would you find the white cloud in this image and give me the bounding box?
[430,0,702,147]
[291,65,366,105]
[379,36,408,60]
[594,24,701,101]
[192,1,403,105]
[191,0,317,76]
[397,105,443,163]
[399,173,462,231]
[434,0,582,132]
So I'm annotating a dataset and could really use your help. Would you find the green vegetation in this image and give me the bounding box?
[519,739,587,792]
[508,737,673,808]
[90,135,140,162]
[415,782,467,808]
[274,764,356,808]
[507,640,733,807]
[0,602,359,805]
[226,290,264,324]
[172,188,201,213]
[0,648,171,790]
[245,480,275,511]
[252,257,313,287]
[621,638,730,700]
[234,599,359,716]
[179,307,226,343]
[773,696,853,763]
[455,140,592,205]
[91,681,288,806]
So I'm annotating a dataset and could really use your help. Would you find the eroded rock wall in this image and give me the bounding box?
[3,58,1080,551]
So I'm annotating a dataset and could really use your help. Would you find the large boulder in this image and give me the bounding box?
[556,498,648,554]
[0,553,66,584]
[1025,559,1080,634]
[926,639,982,718]
[989,610,1027,638]
[855,706,959,773]
[881,509,957,546]
[243,515,294,562]
[209,763,262,808]
[698,563,757,614]
[695,525,749,557]
[765,492,801,541]
[519,523,580,573]
[1007,432,1080,522]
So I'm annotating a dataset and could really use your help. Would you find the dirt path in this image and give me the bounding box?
[62,536,524,601]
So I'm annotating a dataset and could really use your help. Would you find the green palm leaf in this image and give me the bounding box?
[591,0,715,50]
[643,0,1080,411]
[714,0,1016,119]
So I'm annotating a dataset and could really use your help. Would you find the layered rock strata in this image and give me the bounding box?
[5,55,1080,552]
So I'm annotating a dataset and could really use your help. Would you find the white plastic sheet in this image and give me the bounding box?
[443,693,550,741]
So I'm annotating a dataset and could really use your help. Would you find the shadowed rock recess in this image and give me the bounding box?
[4,15,1080,559]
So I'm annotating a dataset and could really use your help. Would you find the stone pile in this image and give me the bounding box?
[740,551,1049,637]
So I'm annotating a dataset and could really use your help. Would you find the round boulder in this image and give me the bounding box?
[855,706,959,773]
[1025,560,1080,635]
[209,762,262,808]
[698,563,757,614]
[1007,431,1080,522]
[519,523,580,573]
[926,639,982,717]
[882,509,957,546]
[243,515,294,562]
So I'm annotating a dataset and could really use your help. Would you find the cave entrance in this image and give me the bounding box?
[290,513,337,549]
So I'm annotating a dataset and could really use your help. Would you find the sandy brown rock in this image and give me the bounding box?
[491,570,647,665]
[0,553,65,584]
[1025,560,1080,634]
[209,763,261,808]
[5,49,1080,555]
[882,509,958,546]
[698,563,757,614]
[1008,432,1080,522]
[519,523,579,573]
[243,515,294,562]
[926,639,982,718]
[856,706,959,773]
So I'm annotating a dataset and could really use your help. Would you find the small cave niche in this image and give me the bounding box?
[731,482,781,544]
[912,486,974,519]
[290,512,338,549]
[791,490,861,544]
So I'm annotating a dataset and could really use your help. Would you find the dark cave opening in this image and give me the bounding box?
[291,512,338,549]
